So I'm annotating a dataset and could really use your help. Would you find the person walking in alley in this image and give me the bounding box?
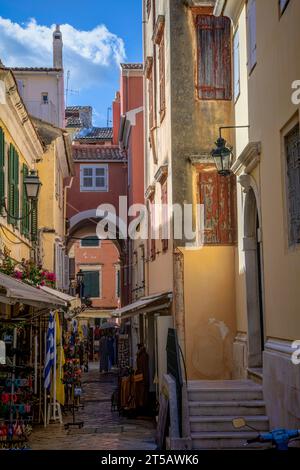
[135,343,149,410]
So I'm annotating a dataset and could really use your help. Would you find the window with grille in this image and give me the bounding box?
[285,124,300,247]
[197,15,232,100]
[80,164,108,191]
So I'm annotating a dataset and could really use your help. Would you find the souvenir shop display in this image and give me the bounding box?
[117,334,130,370]
[0,325,34,449]
[62,322,84,428]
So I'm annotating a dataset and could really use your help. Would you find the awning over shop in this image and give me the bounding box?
[76,309,113,320]
[40,285,81,309]
[112,292,172,319]
[0,272,67,308]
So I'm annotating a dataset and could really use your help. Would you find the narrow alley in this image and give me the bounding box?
[28,364,157,451]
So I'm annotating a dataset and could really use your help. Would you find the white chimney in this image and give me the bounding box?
[53,25,63,69]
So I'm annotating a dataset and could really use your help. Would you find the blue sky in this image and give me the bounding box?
[0,0,143,126]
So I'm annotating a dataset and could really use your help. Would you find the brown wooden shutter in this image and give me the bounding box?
[149,69,154,131]
[199,170,237,244]
[159,35,166,120]
[161,181,168,251]
[197,15,232,100]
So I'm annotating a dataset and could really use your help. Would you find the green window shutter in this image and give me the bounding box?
[8,144,19,227]
[8,144,14,225]
[83,271,99,298]
[13,148,19,227]
[21,164,30,237]
[81,236,100,247]
[31,199,38,242]
[0,128,4,212]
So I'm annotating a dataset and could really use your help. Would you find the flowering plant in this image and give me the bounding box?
[0,257,56,288]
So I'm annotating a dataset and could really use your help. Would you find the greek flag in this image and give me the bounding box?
[44,312,55,390]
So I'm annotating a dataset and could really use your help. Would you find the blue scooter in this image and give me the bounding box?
[232,418,300,450]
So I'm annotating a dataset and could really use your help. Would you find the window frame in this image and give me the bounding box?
[80,164,109,192]
[196,14,232,101]
[158,28,166,122]
[284,123,300,248]
[81,268,101,299]
[233,28,241,103]
[80,236,101,248]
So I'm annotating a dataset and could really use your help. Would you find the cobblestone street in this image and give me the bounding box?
[29,364,157,450]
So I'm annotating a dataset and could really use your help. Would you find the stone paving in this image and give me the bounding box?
[29,364,157,450]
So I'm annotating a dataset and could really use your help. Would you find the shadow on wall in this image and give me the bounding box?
[191,318,234,380]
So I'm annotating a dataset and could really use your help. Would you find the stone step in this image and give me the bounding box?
[191,431,261,450]
[189,415,269,433]
[188,387,263,402]
[189,400,266,416]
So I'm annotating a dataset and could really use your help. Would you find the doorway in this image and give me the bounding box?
[244,188,265,368]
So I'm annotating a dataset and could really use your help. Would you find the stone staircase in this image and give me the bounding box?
[188,380,269,450]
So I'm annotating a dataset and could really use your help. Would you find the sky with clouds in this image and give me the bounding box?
[0,0,142,126]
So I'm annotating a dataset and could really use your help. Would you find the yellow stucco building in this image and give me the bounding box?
[215,0,300,427]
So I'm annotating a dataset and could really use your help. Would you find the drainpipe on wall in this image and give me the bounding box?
[173,249,186,358]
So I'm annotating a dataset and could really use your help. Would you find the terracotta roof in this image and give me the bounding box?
[120,63,143,70]
[66,116,83,128]
[73,146,127,162]
[66,106,92,111]
[74,127,113,141]
[12,67,62,72]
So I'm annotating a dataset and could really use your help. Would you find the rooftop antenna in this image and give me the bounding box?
[107,107,112,127]
[65,70,79,107]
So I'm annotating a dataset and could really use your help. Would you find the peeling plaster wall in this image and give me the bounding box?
[181,246,236,380]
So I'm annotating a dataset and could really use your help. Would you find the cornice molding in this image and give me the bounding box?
[1,69,43,163]
[154,164,168,184]
[188,153,215,165]
[152,15,165,45]
[145,184,155,200]
[144,56,153,79]
[231,142,261,176]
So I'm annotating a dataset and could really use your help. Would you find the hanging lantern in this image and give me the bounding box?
[211,137,233,176]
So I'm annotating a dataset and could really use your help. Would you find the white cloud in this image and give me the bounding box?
[0,17,126,90]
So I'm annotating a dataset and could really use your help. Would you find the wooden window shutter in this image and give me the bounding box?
[21,164,30,237]
[149,70,154,131]
[197,15,232,100]
[233,30,240,101]
[199,170,237,245]
[0,128,4,212]
[159,35,166,120]
[161,181,168,251]
[63,254,69,291]
[8,144,19,226]
[31,199,38,242]
[83,271,99,298]
[69,258,75,280]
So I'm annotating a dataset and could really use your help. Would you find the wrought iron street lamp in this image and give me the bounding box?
[24,170,42,200]
[211,137,233,176]
[211,125,250,176]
